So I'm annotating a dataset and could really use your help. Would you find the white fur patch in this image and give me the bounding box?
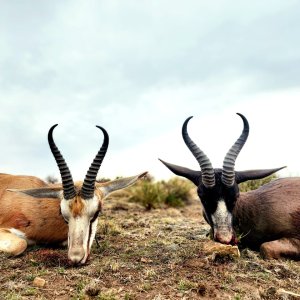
[8,228,26,239]
[211,200,231,226]
[65,195,100,263]
[8,228,35,245]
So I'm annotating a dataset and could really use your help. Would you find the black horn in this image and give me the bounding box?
[48,124,76,200]
[81,126,109,199]
[182,116,215,188]
[221,113,249,187]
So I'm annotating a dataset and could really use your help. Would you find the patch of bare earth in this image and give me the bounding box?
[0,194,299,299]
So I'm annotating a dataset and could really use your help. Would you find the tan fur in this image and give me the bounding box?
[0,171,146,261]
[69,196,85,217]
[0,174,68,244]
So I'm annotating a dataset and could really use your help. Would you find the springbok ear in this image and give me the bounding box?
[7,187,62,199]
[97,172,148,196]
[159,159,201,186]
[235,166,286,184]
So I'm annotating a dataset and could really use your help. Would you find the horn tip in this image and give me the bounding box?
[182,116,194,128]
[138,171,148,179]
[236,112,247,120]
[48,124,59,136]
[158,158,167,165]
[95,125,108,134]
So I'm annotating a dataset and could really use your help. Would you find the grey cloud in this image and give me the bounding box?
[1,1,300,179]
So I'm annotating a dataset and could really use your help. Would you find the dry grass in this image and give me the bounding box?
[0,193,299,299]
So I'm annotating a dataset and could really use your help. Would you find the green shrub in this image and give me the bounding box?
[239,174,278,192]
[163,177,193,207]
[128,180,166,210]
[128,176,193,210]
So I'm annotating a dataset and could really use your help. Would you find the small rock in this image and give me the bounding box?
[184,258,206,268]
[32,277,46,287]
[203,240,240,258]
[141,257,153,263]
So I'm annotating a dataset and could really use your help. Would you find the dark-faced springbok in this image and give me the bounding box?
[0,125,147,265]
[160,113,300,259]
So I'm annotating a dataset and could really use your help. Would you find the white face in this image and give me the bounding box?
[60,195,101,265]
[211,199,233,244]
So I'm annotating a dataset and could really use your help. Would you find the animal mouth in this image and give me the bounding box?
[214,228,236,245]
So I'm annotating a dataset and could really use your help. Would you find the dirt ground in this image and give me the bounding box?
[0,194,299,300]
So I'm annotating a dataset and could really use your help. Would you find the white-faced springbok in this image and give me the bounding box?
[160,113,300,260]
[0,125,147,265]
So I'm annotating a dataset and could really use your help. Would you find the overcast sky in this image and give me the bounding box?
[0,1,300,182]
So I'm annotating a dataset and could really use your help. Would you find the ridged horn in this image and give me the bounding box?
[182,116,215,188]
[81,126,109,199]
[222,113,249,187]
[48,124,76,200]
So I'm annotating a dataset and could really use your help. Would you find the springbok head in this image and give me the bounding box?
[14,125,147,264]
[160,113,284,245]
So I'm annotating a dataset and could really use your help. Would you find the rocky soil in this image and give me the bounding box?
[0,195,299,299]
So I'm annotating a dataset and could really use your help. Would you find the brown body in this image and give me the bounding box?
[0,173,68,244]
[235,177,300,259]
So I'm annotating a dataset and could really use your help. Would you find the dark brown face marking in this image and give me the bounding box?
[69,196,85,217]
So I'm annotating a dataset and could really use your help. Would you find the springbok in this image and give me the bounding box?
[0,125,147,265]
[160,113,300,259]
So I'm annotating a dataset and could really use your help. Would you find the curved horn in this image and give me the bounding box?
[48,124,76,200]
[81,126,109,199]
[182,116,215,187]
[222,113,249,187]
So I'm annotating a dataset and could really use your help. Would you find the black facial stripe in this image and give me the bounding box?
[87,210,100,255]
[90,210,100,223]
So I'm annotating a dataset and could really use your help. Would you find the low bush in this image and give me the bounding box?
[239,174,278,192]
[128,176,193,210]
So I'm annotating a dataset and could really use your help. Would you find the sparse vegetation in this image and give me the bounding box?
[1,174,299,299]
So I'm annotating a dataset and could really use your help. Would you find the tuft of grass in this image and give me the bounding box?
[24,287,37,296]
[105,259,120,272]
[98,219,122,236]
[178,279,197,291]
[138,282,152,292]
[124,292,136,300]
[144,268,157,279]
[3,292,22,300]
[98,290,118,300]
